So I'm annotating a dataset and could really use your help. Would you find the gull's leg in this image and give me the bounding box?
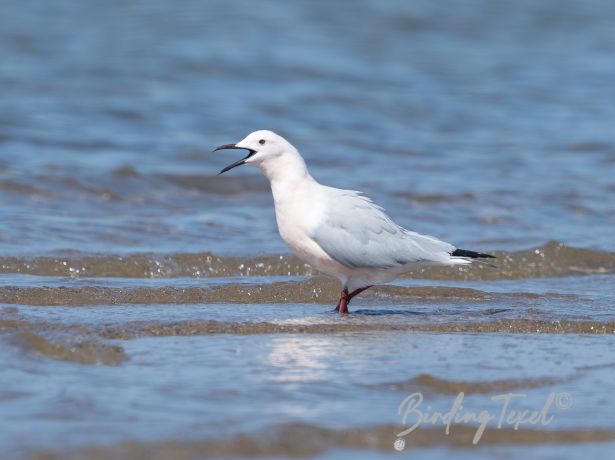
[336,288,350,314]
[336,286,372,314]
[347,285,373,302]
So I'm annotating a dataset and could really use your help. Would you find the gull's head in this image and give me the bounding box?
[214,130,297,175]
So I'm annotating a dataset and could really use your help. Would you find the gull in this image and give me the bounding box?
[215,130,494,314]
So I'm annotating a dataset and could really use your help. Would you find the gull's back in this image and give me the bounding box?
[310,186,460,270]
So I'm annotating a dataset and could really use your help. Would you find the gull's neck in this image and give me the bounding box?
[259,147,316,193]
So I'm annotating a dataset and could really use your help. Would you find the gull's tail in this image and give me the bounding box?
[450,248,497,268]
[451,249,495,259]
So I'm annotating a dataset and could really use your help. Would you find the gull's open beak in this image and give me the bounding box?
[213,144,257,174]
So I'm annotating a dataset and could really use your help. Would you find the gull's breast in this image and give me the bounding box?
[272,184,347,279]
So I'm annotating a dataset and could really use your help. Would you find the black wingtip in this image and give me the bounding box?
[452,249,496,259]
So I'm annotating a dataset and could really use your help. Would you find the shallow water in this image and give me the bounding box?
[1,0,615,459]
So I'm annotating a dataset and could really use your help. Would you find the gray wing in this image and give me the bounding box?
[311,190,455,269]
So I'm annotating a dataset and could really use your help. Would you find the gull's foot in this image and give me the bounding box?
[347,285,373,302]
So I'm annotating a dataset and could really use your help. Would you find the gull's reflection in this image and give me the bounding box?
[266,335,337,383]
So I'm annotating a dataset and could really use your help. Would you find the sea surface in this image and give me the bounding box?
[1,1,615,459]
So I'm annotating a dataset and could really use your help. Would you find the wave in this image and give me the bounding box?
[370,373,568,394]
[27,422,615,459]
[0,171,269,201]
[0,280,583,306]
[8,331,126,366]
[96,319,615,338]
[3,318,613,342]
[1,241,613,279]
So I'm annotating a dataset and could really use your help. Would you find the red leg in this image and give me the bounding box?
[347,285,373,302]
[336,288,349,314]
[335,286,373,314]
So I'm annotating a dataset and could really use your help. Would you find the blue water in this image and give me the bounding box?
[1,1,615,459]
[1,0,614,255]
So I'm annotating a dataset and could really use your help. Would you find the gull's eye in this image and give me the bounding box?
[259,139,266,145]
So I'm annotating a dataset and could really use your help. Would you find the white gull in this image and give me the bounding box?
[215,130,494,314]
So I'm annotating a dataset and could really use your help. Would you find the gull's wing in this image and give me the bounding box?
[310,189,456,269]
